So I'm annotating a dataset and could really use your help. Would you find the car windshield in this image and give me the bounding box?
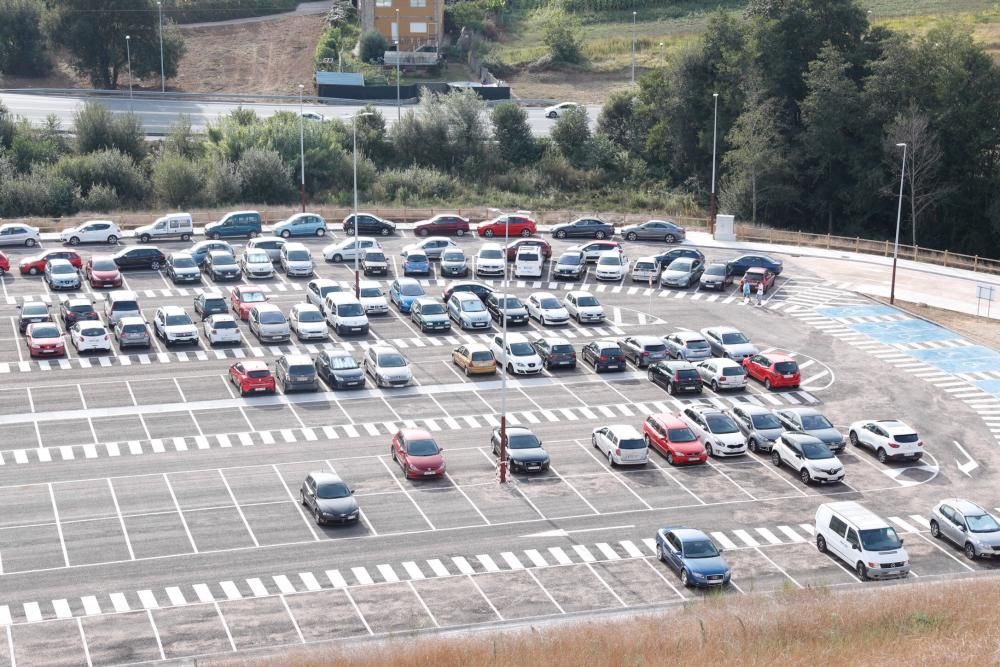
[859,527,902,551]
[498,297,522,308]
[213,255,236,266]
[509,342,534,356]
[967,513,1000,533]
[246,253,269,263]
[598,255,622,266]
[406,438,439,456]
[540,298,561,309]
[337,304,364,317]
[668,259,693,271]
[80,326,105,336]
[705,415,738,434]
[559,254,581,266]
[325,354,357,370]
[212,320,237,329]
[91,258,117,271]
[722,367,745,377]
[800,414,833,430]
[462,300,485,312]
[32,326,60,338]
[247,369,270,379]
[122,324,147,334]
[241,291,266,303]
[259,312,285,324]
[682,538,720,558]
[442,252,464,262]
[775,361,798,374]
[51,264,75,274]
[801,441,834,459]
[480,249,503,259]
[22,304,48,316]
[378,353,407,367]
[165,314,191,326]
[687,340,710,350]
[508,433,540,449]
[360,288,382,298]
[316,482,351,499]
[298,310,324,322]
[408,254,428,263]
[751,414,782,430]
[171,256,196,268]
[721,332,748,344]
[667,427,697,442]
[576,296,599,307]
[400,284,424,297]
[419,303,445,315]
[287,250,311,261]
[705,264,727,275]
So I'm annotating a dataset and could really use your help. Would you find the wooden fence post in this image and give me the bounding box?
[943,250,949,267]
[826,234,831,249]
[974,255,979,272]
[884,240,889,256]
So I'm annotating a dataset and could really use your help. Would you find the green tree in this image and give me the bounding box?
[73,102,147,161]
[491,102,536,165]
[0,0,49,75]
[442,88,489,169]
[359,30,388,64]
[597,90,643,156]
[0,102,16,150]
[153,153,202,208]
[236,147,295,204]
[543,13,582,65]
[550,106,591,167]
[44,0,185,88]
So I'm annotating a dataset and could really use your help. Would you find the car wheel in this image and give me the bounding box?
[180,233,191,242]
[816,535,827,553]
[667,382,675,395]
[764,378,772,390]
[667,452,675,465]
[748,438,758,454]
[507,363,515,375]
[68,236,80,246]
[929,520,940,539]
[665,234,676,243]
[417,229,429,237]
[877,448,888,464]
[313,506,323,526]
[28,267,39,275]
[483,229,494,238]
[656,543,665,561]
[771,451,781,467]
[300,490,306,506]
[680,570,691,587]
[705,443,714,457]
[464,365,470,376]
[594,231,606,240]
[151,261,161,270]
[555,230,567,239]
[210,233,220,240]
[711,380,719,392]
[856,562,868,581]
[965,542,977,560]
[607,450,614,467]
[547,111,557,119]
[520,228,531,238]
[849,431,860,447]
[280,230,291,238]
[332,254,343,262]
[800,468,811,484]
[626,232,638,241]
[25,238,37,248]
[106,235,118,244]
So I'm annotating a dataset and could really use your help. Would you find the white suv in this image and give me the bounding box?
[475,242,507,278]
[771,432,844,485]
[848,419,924,463]
[563,291,604,323]
[679,406,746,457]
[153,306,199,345]
[490,332,542,375]
[592,424,648,466]
[594,250,629,281]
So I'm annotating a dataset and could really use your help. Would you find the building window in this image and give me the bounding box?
[410,21,427,33]
[410,0,426,6]
[376,0,391,6]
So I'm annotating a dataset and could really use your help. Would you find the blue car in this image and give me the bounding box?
[389,278,426,313]
[727,253,783,276]
[402,251,431,276]
[655,526,732,588]
[188,240,234,267]
[272,213,328,239]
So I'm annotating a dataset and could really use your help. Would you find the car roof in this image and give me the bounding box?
[310,278,339,286]
[253,303,282,312]
[396,277,420,285]
[169,251,194,259]
[649,413,688,429]
[687,405,725,416]
[821,501,890,530]
[462,342,490,353]
[731,403,774,415]
[236,285,264,294]
[281,354,313,365]
[201,290,225,299]
[746,266,769,274]
[942,498,989,515]
[452,291,480,301]
[292,303,321,312]
[308,471,344,485]
[705,325,740,334]
[875,420,916,434]
[371,344,401,355]
[206,313,236,322]
[413,297,438,306]
[531,292,558,299]
[240,359,269,371]
[159,305,186,315]
[593,339,622,348]
[504,426,537,437]
[399,427,432,439]
[707,357,742,368]
[27,322,60,334]
[762,352,796,362]
[208,249,233,257]
[671,528,710,542]
[782,431,826,446]
[634,255,659,263]
[47,258,73,266]
[566,290,595,298]
[781,406,820,417]
[479,242,504,251]
[539,336,570,345]
[605,424,642,438]
[65,298,92,306]
[358,280,380,288]
[118,316,146,325]
[630,335,662,345]
[672,331,706,342]
[656,359,695,369]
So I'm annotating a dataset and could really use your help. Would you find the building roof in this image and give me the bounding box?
[315,71,364,86]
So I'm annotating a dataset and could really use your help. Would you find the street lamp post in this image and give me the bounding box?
[497,214,510,484]
[890,142,907,305]
[349,111,375,298]
[395,38,401,121]
[298,84,306,213]
[631,11,637,84]
[125,35,133,111]
[157,1,165,92]
[659,41,664,65]
[709,92,719,234]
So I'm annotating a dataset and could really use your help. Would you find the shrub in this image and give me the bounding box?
[153,153,202,208]
[80,184,120,212]
[52,149,148,204]
[0,0,50,76]
[164,115,200,159]
[162,0,297,24]
[533,145,589,192]
[202,159,241,206]
[236,147,295,204]
[543,14,582,65]
[371,166,458,203]
[550,106,591,166]
[359,30,388,64]
[74,102,146,161]
[0,169,77,217]
[492,102,536,165]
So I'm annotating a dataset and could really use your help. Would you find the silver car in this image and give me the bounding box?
[660,257,704,288]
[439,248,468,277]
[775,408,845,453]
[44,259,81,290]
[410,297,451,332]
[695,358,747,391]
[701,326,758,361]
[930,499,1000,560]
[618,335,668,367]
[727,404,784,453]
[663,331,712,361]
[0,223,41,248]
[621,219,686,243]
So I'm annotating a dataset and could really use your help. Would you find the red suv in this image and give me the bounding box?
[229,360,276,396]
[391,428,446,479]
[413,214,470,238]
[743,353,800,390]
[643,414,707,466]
[477,214,536,238]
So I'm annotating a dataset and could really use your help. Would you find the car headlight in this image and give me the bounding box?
[690,571,707,579]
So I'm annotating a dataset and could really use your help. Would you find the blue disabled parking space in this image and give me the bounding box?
[847,318,961,345]
[909,346,1000,374]
[817,305,902,318]
[974,380,1000,397]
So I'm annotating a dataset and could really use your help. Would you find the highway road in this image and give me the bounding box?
[0,226,997,664]
[0,91,600,136]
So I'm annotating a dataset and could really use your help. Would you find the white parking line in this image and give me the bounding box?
[271,464,320,542]
[106,479,136,561]
[754,546,803,588]
[213,601,238,653]
[524,567,565,614]
[377,455,436,530]
[219,470,260,548]
[47,483,70,567]
[162,473,198,553]
[585,562,628,608]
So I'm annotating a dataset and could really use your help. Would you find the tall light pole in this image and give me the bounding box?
[157,1,165,92]
[125,35,133,111]
[298,84,306,213]
[709,92,719,233]
[631,11,637,84]
[349,111,375,298]
[659,41,664,65]
[890,142,907,305]
[395,37,401,121]
[497,213,511,484]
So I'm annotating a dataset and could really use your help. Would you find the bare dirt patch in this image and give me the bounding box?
[506,68,634,104]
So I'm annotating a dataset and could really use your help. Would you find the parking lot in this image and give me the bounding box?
[0,226,998,665]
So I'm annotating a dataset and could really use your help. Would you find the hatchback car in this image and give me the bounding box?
[323,237,381,263]
[85,255,124,288]
[300,472,359,525]
[656,527,731,588]
[402,251,431,276]
[358,281,389,315]
[204,251,240,281]
[410,297,450,332]
[475,243,507,277]
[654,247,705,268]
[527,292,569,326]
[772,432,844,485]
[404,237,459,261]
[19,250,82,275]
[448,292,491,330]
[699,262,734,290]
[112,246,166,271]
[288,303,328,341]
[491,332,543,375]
[413,214,470,237]
[245,236,286,263]
[391,428,446,478]
[389,278,426,313]
[553,251,586,281]
[240,249,274,279]
[592,424,648,466]
[60,220,120,245]
[740,267,776,293]
[594,251,629,281]
[660,257,704,288]
[551,217,614,240]
[648,360,701,395]
[562,291,604,323]
[622,219,686,243]
[696,358,747,391]
[165,252,201,284]
[17,302,53,333]
[544,101,579,118]
[848,419,924,463]
[316,349,366,389]
[45,259,81,290]
[441,281,494,303]
[275,353,319,393]
[701,326,757,361]
[439,248,469,277]
[60,298,98,327]
[342,212,396,236]
[743,353,800,389]
[229,360,276,395]
[680,406,746,457]
[452,343,496,375]
[491,426,550,473]
[643,414,706,466]
[272,212,327,238]
[364,345,412,387]
[188,240,235,267]
[776,407,845,452]
[930,499,1000,560]
[194,291,228,320]
[306,278,344,314]
[630,256,662,284]
[504,238,552,261]
[0,222,40,248]
[663,331,712,361]
[477,213,536,238]
[248,303,290,343]
[728,404,785,453]
[70,321,112,352]
[114,316,151,349]
[582,340,626,372]
[569,240,623,263]
[25,323,65,358]
[618,335,669,368]
[230,286,269,321]
[203,314,242,345]
[532,337,576,370]
[482,293,527,326]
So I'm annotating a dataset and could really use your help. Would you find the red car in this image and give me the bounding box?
[0,250,9,276]
[643,413,707,466]
[477,213,537,239]
[504,238,552,261]
[229,360,276,396]
[742,353,801,390]
[739,267,776,293]
[413,214,470,238]
[19,250,82,275]
[85,255,123,288]
[25,322,66,358]
[391,428,446,479]
[230,286,268,321]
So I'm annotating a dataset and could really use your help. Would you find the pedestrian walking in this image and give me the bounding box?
[742,280,751,304]
[756,282,764,306]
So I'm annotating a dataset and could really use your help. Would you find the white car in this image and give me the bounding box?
[475,243,507,278]
[203,314,242,345]
[306,278,343,313]
[288,303,328,341]
[848,419,924,463]
[630,256,661,283]
[153,306,199,345]
[591,424,648,466]
[594,250,629,281]
[545,101,580,119]
[695,358,747,391]
[363,345,412,387]
[240,249,274,278]
[562,291,604,323]
[60,220,120,245]
[70,321,112,352]
[358,281,389,315]
[771,432,845,485]
[323,237,381,262]
[679,406,746,457]
[526,292,570,326]
[490,332,542,375]
[301,111,324,122]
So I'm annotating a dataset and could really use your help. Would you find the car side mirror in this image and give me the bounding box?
[899,538,905,544]
[852,543,860,551]
[957,525,966,533]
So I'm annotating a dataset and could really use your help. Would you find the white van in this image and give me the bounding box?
[103,290,142,326]
[815,501,910,581]
[514,246,543,278]
[324,292,369,336]
[135,213,194,244]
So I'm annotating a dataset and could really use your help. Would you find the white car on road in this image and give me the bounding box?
[527,292,569,326]
[592,424,648,466]
[70,321,112,352]
[204,314,242,345]
[490,332,542,375]
[288,303,328,341]
[848,419,924,463]
[545,102,580,118]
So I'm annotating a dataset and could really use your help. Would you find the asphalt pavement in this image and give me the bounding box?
[0,228,998,665]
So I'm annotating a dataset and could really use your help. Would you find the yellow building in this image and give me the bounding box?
[358,0,444,55]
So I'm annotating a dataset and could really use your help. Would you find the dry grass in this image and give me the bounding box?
[209,578,1000,667]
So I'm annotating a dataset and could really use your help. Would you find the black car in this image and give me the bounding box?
[553,251,586,280]
[551,217,615,240]
[299,472,360,525]
[654,247,706,267]
[491,426,550,473]
[315,349,366,389]
[204,251,240,281]
[17,303,53,333]
[484,293,529,326]
[193,292,228,319]
[648,360,702,395]
[112,246,165,271]
[343,213,396,237]
[60,298,98,326]
[532,337,577,369]
[699,262,734,290]
[442,281,494,303]
[728,254,784,276]
[582,340,626,372]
